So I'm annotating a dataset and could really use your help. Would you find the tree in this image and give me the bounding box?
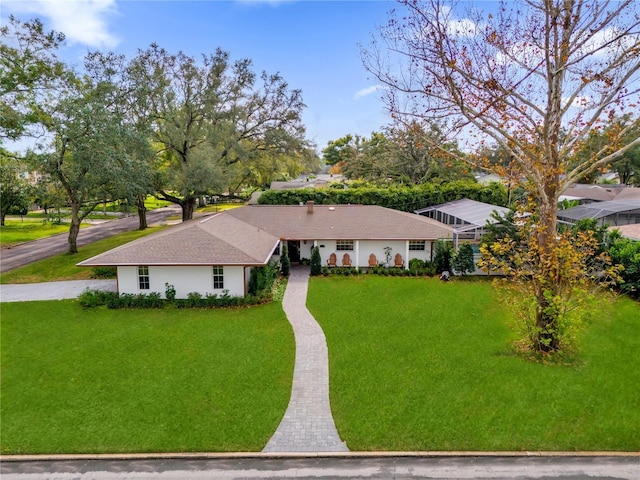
[364,0,640,353]
[84,51,157,230]
[0,151,30,225]
[383,121,471,184]
[0,16,68,142]
[322,134,365,175]
[452,243,475,276]
[127,44,308,221]
[38,74,150,253]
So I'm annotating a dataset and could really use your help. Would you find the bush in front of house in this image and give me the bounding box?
[78,288,119,308]
[280,243,291,277]
[433,240,453,273]
[107,292,165,309]
[452,243,476,276]
[249,261,279,296]
[310,246,322,276]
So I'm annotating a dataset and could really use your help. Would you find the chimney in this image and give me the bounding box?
[307,200,314,214]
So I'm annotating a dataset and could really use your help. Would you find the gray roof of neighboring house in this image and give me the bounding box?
[78,213,280,267]
[414,199,510,232]
[557,199,640,221]
[225,204,454,241]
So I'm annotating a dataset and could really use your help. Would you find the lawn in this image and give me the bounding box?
[0,227,164,284]
[0,219,77,247]
[308,275,640,452]
[0,300,294,454]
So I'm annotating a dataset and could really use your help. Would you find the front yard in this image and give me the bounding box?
[0,301,294,454]
[1,275,638,453]
[308,276,640,451]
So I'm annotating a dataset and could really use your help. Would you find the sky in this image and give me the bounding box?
[2,0,400,151]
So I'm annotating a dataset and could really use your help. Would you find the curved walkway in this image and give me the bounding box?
[263,267,348,453]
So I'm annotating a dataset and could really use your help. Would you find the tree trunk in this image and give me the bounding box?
[1,211,6,226]
[534,188,561,353]
[182,196,195,221]
[68,199,81,254]
[136,194,147,230]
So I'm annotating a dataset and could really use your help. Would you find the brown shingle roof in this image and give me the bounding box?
[78,213,280,266]
[78,204,453,267]
[226,204,454,240]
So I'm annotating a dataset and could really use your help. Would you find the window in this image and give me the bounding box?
[409,240,426,251]
[212,266,224,289]
[138,266,150,290]
[336,240,354,251]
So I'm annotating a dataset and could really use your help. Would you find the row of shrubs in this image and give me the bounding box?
[78,288,270,309]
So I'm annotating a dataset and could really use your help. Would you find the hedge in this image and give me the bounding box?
[258,180,508,212]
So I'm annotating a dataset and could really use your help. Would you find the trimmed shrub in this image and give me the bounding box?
[452,243,476,276]
[280,244,290,277]
[310,246,322,276]
[78,289,119,308]
[433,240,453,273]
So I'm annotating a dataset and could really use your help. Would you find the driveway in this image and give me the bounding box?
[0,279,116,302]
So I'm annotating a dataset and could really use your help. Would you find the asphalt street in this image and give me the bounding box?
[1,455,639,479]
[0,206,181,273]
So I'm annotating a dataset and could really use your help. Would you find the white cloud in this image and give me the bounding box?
[5,0,120,49]
[354,84,382,100]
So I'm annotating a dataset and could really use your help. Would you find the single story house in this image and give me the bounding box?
[78,203,454,299]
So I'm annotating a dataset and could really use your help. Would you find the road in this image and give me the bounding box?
[0,206,182,273]
[1,455,638,479]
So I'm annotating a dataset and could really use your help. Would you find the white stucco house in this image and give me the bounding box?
[78,203,454,299]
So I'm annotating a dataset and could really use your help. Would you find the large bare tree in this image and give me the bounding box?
[364,0,640,352]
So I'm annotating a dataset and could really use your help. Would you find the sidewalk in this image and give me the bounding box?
[0,279,117,302]
[263,267,348,453]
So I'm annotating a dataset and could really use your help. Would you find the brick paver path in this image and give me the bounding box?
[263,267,348,453]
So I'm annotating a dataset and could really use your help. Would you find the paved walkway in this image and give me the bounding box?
[0,279,117,302]
[263,267,348,453]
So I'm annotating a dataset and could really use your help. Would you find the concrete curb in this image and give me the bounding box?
[2,451,639,462]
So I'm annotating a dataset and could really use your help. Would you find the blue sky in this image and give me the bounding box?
[3,0,398,151]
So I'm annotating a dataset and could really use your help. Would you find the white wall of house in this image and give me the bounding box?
[313,239,434,268]
[117,265,246,298]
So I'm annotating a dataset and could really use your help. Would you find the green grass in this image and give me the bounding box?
[0,227,165,284]
[0,219,77,247]
[0,300,294,454]
[308,276,640,451]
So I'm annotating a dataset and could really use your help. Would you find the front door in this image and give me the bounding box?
[287,240,301,264]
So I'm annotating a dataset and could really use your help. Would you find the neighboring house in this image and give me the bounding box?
[557,199,640,226]
[415,198,514,276]
[559,184,637,204]
[612,223,640,241]
[79,203,454,298]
